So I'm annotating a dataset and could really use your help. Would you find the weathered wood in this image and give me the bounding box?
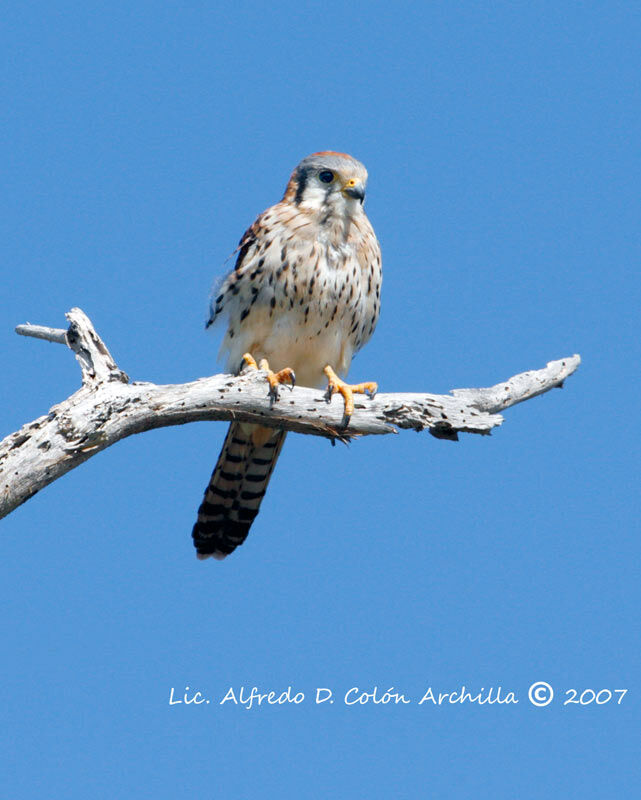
[1,308,580,519]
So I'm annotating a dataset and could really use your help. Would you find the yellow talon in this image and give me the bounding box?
[258,358,296,398]
[240,352,259,371]
[240,353,295,398]
[323,365,378,426]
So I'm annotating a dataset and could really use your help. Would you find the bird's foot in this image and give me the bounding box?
[323,365,378,427]
[241,352,295,400]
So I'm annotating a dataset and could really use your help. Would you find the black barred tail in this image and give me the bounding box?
[192,422,286,559]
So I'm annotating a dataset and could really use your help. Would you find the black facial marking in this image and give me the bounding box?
[294,167,308,205]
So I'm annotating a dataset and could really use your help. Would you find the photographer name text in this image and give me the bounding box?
[168,683,627,709]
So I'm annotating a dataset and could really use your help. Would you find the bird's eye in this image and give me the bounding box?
[318,170,334,183]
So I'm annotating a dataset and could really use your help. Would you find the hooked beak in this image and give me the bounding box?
[342,178,365,203]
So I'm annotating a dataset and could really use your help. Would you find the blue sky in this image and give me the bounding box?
[2,1,640,797]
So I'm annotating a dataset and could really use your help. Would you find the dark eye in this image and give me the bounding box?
[318,170,334,183]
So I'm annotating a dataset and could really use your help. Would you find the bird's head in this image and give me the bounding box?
[283,151,368,215]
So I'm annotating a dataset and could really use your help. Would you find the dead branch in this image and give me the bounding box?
[1,308,580,519]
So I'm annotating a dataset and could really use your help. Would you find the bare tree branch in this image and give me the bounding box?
[1,308,580,520]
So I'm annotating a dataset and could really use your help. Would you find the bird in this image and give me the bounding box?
[192,151,382,559]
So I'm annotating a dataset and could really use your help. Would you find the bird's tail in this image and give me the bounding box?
[192,422,286,559]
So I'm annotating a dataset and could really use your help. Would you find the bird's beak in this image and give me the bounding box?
[342,178,365,202]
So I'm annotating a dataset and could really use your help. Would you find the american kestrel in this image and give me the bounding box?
[192,151,382,559]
